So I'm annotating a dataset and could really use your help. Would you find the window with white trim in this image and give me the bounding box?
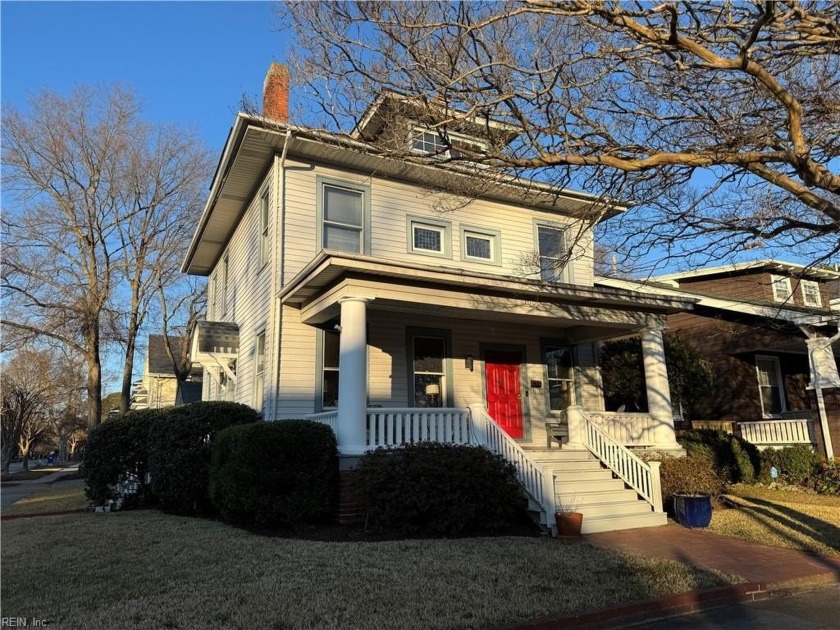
[771,274,792,302]
[221,253,229,317]
[544,344,575,411]
[259,190,270,268]
[407,217,450,257]
[461,226,501,265]
[320,181,367,254]
[409,128,487,159]
[322,330,340,408]
[253,331,266,414]
[801,280,822,307]
[536,223,570,283]
[411,335,447,408]
[208,274,216,320]
[756,355,786,417]
[411,131,448,155]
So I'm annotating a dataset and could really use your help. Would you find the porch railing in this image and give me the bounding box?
[579,409,663,513]
[738,419,814,448]
[367,408,472,448]
[586,412,657,447]
[470,404,556,527]
[306,410,338,435]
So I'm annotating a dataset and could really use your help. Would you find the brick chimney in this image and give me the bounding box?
[263,62,289,123]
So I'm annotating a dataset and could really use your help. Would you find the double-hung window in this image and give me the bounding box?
[319,178,370,254]
[461,226,500,265]
[535,222,570,283]
[407,216,451,257]
[543,344,575,411]
[771,275,792,302]
[321,330,340,409]
[409,332,448,408]
[221,254,229,318]
[755,355,786,417]
[253,331,266,414]
[801,280,822,307]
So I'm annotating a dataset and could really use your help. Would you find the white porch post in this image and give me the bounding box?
[641,317,681,450]
[804,329,839,460]
[564,405,586,450]
[337,297,371,455]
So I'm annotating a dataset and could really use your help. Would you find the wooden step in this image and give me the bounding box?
[575,500,652,518]
[561,488,640,506]
[554,477,625,493]
[580,511,667,534]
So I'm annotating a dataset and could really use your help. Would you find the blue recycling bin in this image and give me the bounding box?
[674,493,713,528]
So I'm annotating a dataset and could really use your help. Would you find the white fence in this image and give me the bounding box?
[366,408,472,448]
[586,412,657,447]
[738,419,814,449]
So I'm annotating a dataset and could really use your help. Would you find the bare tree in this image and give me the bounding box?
[2,85,212,424]
[283,1,840,271]
[0,349,51,473]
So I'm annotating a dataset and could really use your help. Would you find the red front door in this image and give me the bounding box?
[485,350,524,438]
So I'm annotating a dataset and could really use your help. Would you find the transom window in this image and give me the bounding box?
[320,180,369,254]
[801,280,822,307]
[411,334,447,408]
[771,274,792,302]
[544,344,575,411]
[536,223,569,283]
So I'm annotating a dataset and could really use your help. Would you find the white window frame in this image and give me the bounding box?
[316,176,371,255]
[408,331,450,408]
[461,226,501,265]
[208,273,217,320]
[409,127,488,159]
[259,189,270,269]
[534,221,573,283]
[801,280,822,307]
[253,330,266,414]
[406,216,451,258]
[221,253,229,318]
[771,274,792,302]
[755,355,787,418]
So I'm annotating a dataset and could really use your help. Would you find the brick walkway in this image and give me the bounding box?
[585,524,840,589]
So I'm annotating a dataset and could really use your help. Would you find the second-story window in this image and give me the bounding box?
[801,280,822,307]
[407,216,451,258]
[771,274,792,302]
[535,223,570,283]
[259,190,270,268]
[461,226,501,265]
[221,253,229,317]
[319,178,369,255]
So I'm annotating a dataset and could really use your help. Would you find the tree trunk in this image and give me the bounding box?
[120,335,136,414]
[21,448,30,472]
[87,355,103,428]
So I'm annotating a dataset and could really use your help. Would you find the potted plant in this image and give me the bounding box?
[554,496,583,537]
[659,454,724,529]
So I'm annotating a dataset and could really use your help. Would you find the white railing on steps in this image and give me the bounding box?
[469,405,556,527]
[578,409,663,513]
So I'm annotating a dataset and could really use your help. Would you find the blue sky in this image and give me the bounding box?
[2,1,288,154]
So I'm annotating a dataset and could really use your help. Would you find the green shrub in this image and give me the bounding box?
[209,420,338,526]
[657,453,726,510]
[678,430,761,484]
[354,443,527,537]
[82,409,164,506]
[810,461,840,496]
[148,402,259,515]
[760,445,821,486]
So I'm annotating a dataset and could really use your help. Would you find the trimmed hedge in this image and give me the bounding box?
[760,444,821,486]
[678,430,761,484]
[148,402,259,514]
[82,409,164,506]
[209,420,338,527]
[354,443,528,537]
[657,453,726,510]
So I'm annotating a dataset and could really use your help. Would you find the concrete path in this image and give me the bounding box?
[0,464,80,510]
[585,525,840,589]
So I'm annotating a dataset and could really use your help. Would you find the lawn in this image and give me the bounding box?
[709,485,840,557]
[2,482,89,517]
[1,510,736,630]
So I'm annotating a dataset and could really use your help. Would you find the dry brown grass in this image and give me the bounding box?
[1,510,736,629]
[709,485,840,557]
[2,483,88,517]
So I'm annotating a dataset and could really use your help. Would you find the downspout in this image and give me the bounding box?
[269,130,292,420]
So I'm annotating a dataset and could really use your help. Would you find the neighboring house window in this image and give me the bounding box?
[411,334,447,407]
[254,331,266,414]
[221,253,229,317]
[319,178,369,254]
[756,355,786,417]
[322,330,340,408]
[543,344,575,411]
[535,222,570,283]
[771,275,792,302]
[209,273,217,320]
[801,280,822,307]
[407,216,451,257]
[461,226,501,265]
[259,190,270,269]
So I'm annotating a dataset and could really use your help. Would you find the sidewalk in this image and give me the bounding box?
[0,463,81,510]
[510,524,840,630]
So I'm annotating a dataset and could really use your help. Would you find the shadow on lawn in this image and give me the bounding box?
[721,495,840,556]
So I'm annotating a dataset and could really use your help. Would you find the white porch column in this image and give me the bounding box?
[564,405,585,450]
[641,317,681,450]
[336,297,371,455]
[804,330,839,460]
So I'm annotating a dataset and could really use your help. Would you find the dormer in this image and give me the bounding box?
[352,90,520,157]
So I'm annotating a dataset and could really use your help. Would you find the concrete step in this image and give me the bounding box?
[560,488,640,507]
[527,449,596,463]
[549,468,613,482]
[580,510,667,534]
[545,459,604,472]
[554,477,625,493]
[576,500,652,518]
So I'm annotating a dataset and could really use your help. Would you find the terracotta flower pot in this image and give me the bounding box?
[554,511,583,536]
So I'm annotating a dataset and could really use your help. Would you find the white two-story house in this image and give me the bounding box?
[182,64,694,533]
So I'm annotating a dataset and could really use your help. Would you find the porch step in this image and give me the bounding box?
[569,499,653,518]
[581,511,667,535]
[547,468,612,482]
[563,488,640,506]
[527,449,596,463]
[554,477,626,493]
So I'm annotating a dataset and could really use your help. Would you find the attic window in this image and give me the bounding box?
[409,129,486,159]
[411,131,449,155]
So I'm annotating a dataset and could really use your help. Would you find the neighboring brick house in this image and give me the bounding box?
[599,261,840,459]
[131,335,203,410]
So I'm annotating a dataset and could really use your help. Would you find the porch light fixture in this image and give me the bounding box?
[465,354,474,372]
